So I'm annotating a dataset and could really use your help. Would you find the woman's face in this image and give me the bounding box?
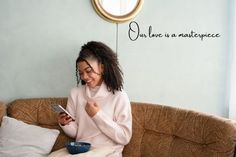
[78,59,104,88]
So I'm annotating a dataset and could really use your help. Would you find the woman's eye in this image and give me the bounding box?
[78,68,93,77]
[86,69,92,73]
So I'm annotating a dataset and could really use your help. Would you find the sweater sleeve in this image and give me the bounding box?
[60,89,78,138]
[92,92,132,145]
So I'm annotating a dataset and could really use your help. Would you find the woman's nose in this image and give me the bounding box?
[81,72,89,80]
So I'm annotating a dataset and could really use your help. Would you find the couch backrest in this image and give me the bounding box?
[123,102,236,157]
[0,101,6,125]
[4,98,236,157]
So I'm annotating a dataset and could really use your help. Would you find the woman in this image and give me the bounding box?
[58,41,132,157]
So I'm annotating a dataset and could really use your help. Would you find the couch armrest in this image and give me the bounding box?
[0,101,6,125]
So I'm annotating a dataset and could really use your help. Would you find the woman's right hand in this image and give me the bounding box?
[57,112,73,126]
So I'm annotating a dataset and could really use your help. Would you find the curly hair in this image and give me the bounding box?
[76,41,123,94]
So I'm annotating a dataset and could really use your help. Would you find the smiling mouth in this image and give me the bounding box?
[85,80,93,85]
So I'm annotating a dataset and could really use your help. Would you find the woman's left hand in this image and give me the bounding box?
[85,101,100,117]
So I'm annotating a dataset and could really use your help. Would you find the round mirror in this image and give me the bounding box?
[91,0,144,23]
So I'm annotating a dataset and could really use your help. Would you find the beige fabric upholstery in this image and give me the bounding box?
[123,103,236,157]
[0,101,6,125]
[0,98,236,157]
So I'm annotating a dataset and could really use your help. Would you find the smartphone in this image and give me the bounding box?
[51,104,75,121]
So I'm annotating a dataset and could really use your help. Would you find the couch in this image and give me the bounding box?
[0,98,236,157]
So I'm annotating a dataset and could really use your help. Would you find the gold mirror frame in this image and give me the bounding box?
[91,0,144,23]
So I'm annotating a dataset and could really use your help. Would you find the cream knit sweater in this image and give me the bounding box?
[61,82,132,157]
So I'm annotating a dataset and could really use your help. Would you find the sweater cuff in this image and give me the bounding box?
[92,110,103,121]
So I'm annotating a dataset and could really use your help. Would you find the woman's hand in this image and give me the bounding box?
[57,112,73,126]
[85,101,100,117]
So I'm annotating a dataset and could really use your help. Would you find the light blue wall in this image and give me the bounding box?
[0,0,116,100]
[0,0,232,117]
[118,0,230,116]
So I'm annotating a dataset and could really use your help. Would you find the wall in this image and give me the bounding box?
[0,0,232,117]
[0,0,116,100]
[118,0,230,116]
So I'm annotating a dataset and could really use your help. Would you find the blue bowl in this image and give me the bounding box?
[65,142,91,154]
